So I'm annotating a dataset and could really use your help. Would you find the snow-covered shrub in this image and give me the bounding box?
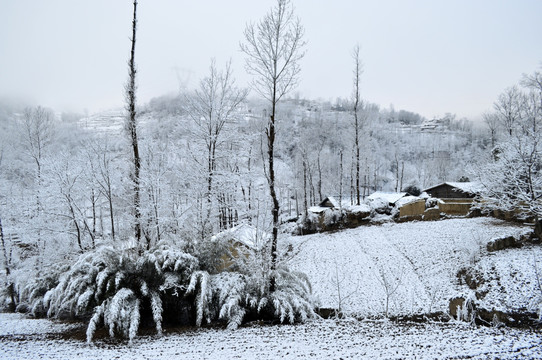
[295,211,321,234]
[186,271,252,329]
[40,241,198,342]
[16,263,70,316]
[369,198,391,215]
[403,185,421,196]
[259,265,315,323]
[184,264,315,330]
[295,209,346,234]
[19,232,315,341]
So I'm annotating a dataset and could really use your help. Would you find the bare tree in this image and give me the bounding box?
[241,0,305,292]
[186,60,248,237]
[20,106,55,265]
[125,0,145,247]
[87,141,117,241]
[376,264,404,317]
[520,90,541,134]
[21,106,55,207]
[494,85,523,137]
[521,66,542,94]
[483,111,500,150]
[351,44,363,205]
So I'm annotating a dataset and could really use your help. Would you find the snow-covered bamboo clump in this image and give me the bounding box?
[16,231,315,342]
[40,241,199,342]
[186,264,315,330]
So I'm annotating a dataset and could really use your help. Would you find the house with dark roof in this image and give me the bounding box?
[423,182,482,199]
[423,182,482,216]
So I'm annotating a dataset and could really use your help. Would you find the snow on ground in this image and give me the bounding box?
[0,313,80,336]
[287,217,532,316]
[2,218,541,359]
[474,247,542,313]
[1,313,541,359]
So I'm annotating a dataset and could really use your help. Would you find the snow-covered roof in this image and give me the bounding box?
[424,182,482,195]
[309,206,329,214]
[318,196,340,208]
[213,224,270,250]
[346,203,371,214]
[395,195,423,208]
[367,192,407,204]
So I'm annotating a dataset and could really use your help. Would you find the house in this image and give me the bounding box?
[423,182,481,199]
[423,182,482,216]
[309,196,340,214]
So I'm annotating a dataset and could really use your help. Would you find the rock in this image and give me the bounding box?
[449,297,475,321]
[423,208,441,221]
[456,267,484,290]
[487,235,521,252]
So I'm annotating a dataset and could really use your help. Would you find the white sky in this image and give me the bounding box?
[1,0,541,120]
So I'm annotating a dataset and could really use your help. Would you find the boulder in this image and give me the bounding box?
[423,207,441,221]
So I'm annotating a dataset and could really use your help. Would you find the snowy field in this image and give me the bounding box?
[1,313,541,359]
[2,218,542,359]
[287,217,539,316]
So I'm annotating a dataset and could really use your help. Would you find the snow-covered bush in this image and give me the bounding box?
[15,263,70,316]
[475,131,541,224]
[39,241,198,342]
[18,233,315,342]
[185,264,315,330]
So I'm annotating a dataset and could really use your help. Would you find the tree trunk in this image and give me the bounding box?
[303,157,308,217]
[126,0,144,247]
[268,109,280,292]
[339,150,343,211]
[0,217,15,311]
[317,151,322,202]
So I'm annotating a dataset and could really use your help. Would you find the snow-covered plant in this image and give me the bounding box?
[87,288,141,343]
[475,131,541,222]
[261,265,315,323]
[532,255,542,321]
[39,241,198,342]
[455,293,476,324]
[16,263,69,316]
[186,270,254,330]
[185,263,315,330]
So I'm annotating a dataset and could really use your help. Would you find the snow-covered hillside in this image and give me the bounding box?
[287,218,538,317]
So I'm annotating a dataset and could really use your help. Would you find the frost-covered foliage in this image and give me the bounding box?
[475,131,541,221]
[17,234,314,342]
[186,264,315,330]
[34,241,198,342]
[15,263,70,317]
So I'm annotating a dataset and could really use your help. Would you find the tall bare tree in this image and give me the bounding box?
[483,111,500,150]
[351,44,363,205]
[494,85,523,137]
[0,215,15,311]
[186,60,248,237]
[20,106,55,266]
[521,67,542,134]
[125,0,144,247]
[241,0,305,292]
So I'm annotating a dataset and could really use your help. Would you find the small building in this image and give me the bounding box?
[423,182,481,199]
[423,182,482,216]
[309,196,340,214]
